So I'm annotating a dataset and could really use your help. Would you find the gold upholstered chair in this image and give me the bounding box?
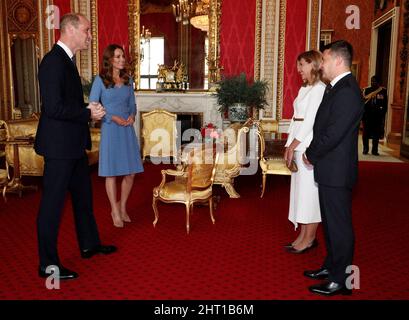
[3,116,100,178]
[256,120,291,198]
[141,109,178,162]
[152,147,219,234]
[213,118,254,198]
[3,117,44,177]
[0,120,9,201]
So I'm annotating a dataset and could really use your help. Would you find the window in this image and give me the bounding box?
[140,37,164,90]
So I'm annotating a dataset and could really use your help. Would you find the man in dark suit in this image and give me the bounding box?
[362,75,388,156]
[35,13,117,280]
[303,40,364,296]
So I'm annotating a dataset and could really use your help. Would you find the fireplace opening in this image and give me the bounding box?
[177,112,203,143]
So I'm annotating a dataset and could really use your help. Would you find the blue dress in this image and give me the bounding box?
[89,75,144,177]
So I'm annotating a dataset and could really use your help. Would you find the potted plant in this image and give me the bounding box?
[214,73,268,122]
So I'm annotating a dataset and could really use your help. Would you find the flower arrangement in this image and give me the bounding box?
[201,123,220,142]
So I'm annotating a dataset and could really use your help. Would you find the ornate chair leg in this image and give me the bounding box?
[152,197,159,227]
[209,197,215,224]
[261,173,267,198]
[185,202,190,234]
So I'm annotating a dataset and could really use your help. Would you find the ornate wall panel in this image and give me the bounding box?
[0,1,10,119]
[307,0,321,50]
[256,0,279,119]
[219,0,256,80]
[72,0,92,81]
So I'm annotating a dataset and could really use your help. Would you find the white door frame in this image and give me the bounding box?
[369,7,400,142]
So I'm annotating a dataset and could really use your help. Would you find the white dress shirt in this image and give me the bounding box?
[330,71,351,87]
[57,40,74,60]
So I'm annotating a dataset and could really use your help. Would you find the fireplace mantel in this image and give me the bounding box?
[134,91,223,143]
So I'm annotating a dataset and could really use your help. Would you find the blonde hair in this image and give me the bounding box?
[297,50,323,86]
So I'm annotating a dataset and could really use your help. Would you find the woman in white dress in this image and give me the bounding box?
[284,50,325,254]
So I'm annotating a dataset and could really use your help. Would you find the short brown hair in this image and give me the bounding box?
[323,40,353,67]
[60,13,86,33]
[297,50,323,86]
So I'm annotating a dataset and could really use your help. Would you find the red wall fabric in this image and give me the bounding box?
[220,0,256,80]
[322,0,374,88]
[97,0,129,69]
[282,0,308,120]
[52,0,72,43]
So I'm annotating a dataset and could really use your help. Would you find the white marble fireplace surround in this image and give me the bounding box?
[134,91,223,144]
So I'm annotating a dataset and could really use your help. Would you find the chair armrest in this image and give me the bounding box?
[157,169,188,190]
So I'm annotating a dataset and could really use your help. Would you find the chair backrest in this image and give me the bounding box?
[141,109,177,159]
[187,148,219,189]
[4,118,38,139]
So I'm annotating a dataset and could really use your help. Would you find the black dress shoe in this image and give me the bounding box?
[38,265,79,280]
[372,151,380,156]
[309,281,352,296]
[363,150,368,155]
[303,267,329,280]
[81,245,117,259]
[286,239,318,254]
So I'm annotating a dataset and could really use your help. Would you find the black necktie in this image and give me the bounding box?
[324,83,332,98]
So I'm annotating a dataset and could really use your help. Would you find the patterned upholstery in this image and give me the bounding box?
[3,117,100,177]
[256,120,291,198]
[152,148,219,234]
[141,109,177,162]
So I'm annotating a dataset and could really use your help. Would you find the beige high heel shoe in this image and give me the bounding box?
[117,202,131,222]
[121,212,131,223]
[111,212,124,228]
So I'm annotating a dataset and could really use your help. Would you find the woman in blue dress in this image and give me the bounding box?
[89,44,144,228]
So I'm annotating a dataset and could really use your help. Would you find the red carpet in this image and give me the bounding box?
[0,161,408,300]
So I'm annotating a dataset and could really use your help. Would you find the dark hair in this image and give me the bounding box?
[323,40,353,67]
[297,50,323,86]
[99,44,130,88]
[60,13,86,33]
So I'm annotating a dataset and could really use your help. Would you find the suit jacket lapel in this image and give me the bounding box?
[53,44,83,101]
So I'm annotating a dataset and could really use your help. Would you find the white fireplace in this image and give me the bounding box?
[134,91,223,144]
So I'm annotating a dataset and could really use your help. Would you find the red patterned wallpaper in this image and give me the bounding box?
[97,0,129,67]
[282,0,308,119]
[52,0,72,42]
[321,0,374,88]
[220,0,256,80]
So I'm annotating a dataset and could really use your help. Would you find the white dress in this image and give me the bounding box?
[285,82,325,229]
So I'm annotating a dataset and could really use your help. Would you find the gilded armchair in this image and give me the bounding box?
[152,147,219,234]
[213,118,254,198]
[3,116,101,178]
[256,120,291,198]
[141,109,178,162]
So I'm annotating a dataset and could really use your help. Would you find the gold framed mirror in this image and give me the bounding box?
[128,0,222,91]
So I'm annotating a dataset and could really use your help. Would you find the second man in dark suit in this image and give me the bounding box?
[303,40,364,296]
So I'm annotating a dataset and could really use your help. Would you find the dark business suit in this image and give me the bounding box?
[306,73,364,284]
[35,44,100,268]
